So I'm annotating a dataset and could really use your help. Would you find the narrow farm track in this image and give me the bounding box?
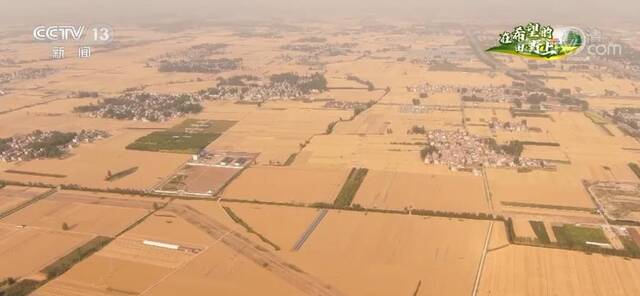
[472,221,494,296]
[167,204,344,296]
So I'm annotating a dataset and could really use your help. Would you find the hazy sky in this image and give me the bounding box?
[1,0,638,26]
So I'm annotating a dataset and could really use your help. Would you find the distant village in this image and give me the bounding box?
[0,67,58,85]
[281,42,357,57]
[0,129,110,162]
[421,129,546,172]
[148,43,241,74]
[73,93,203,122]
[607,108,640,137]
[198,72,328,101]
[73,72,329,122]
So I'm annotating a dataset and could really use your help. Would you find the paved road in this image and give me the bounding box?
[292,209,329,251]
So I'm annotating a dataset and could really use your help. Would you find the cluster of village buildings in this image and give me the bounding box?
[199,73,326,102]
[157,57,242,74]
[487,119,531,132]
[75,93,203,122]
[276,54,321,66]
[147,43,240,74]
[282,42,357,57]
[0,129,109,162]
[0,67,58,84]
[76,72,327,121]
[200,81,310,101]
[422,129,542,171]
[322,100,371,110]
[607,108,640,137]
[408,83,520,103]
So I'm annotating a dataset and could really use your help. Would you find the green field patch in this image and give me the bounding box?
[168,119,237,134]
[127,119,236,154]
[629,163,640,179]
[584,111,610,125]
[127,132,220,154]
[160,174,188,191]
[621,236,640,256]
[501,201,592,212]
[333,168,369,208]
[552,224,609,247]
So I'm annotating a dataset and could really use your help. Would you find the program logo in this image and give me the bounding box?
[486,22,584,60]
[32,24,114,44]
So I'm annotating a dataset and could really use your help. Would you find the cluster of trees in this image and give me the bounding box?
[0,138,10,153]
[526,93,547,104]
[346,75,375,91]
[408,125,426,134]
[0,279,41,296]
[420,145,438,160]
[270,72,328,93]
[296,37,327,43]
[105,167,139,182]
[482,138,524,159]
[27,131,77,158]
[326,121,338,134]
[513,98,523,108]
[43,236,112,279]
[158,58,242,74]
[223,206,280,251]
[499,140,524,158]
[353,101,376,117]
[559,97,589,110]
[461,94,484,102]
[74,93,203,122]
[410,209,497,221]
[75,91,99,98]
[217,75,259,87]
[629,163,640,179]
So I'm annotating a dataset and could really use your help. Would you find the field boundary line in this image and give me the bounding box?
[471,221,493,296]
[138,243,215,296]
[481,168,495,214]
[0,188,58,219]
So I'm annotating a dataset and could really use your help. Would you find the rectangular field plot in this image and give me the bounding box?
[2,193,151,237]
[354,170,489,213]
[521,145,569,162]
[222,203,322,249]
[126,119,236,154]
[222,166,350,204]
[487,168,595,211]
[0,227,91,279]
[479,245,640,296]
[98,237,201,269]
[121,209,222,247]
[0,186,49,214]
[156,151,257,196]
[34,255,172,296]
[135,243,303,296]
[282,211,490,296]
[34,236,203,296]
[2,191,154,236]
[158,165,236,195]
